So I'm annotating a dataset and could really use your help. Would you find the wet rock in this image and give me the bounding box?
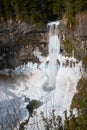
[26,100,43,116]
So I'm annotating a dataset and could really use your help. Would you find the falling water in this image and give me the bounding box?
[48,21,60,88]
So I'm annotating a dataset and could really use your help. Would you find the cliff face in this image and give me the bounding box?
[59,12,87,71]
[0,22,48,44]
[0,12,87,71]
[0,22,48,70]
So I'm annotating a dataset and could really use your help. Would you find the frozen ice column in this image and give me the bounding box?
[48,21,60,88]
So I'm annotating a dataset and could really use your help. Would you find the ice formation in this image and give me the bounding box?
[0,21,82,130]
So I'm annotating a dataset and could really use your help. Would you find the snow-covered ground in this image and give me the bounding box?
[0,53,82,130]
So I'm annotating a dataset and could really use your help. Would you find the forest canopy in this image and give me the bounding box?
[0,0,87,24]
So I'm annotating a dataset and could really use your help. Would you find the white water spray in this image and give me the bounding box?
[48,21,60,88]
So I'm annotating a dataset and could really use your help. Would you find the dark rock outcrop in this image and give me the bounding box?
[26,100,43,117]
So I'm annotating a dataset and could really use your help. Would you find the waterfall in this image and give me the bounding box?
[48,21,60,88]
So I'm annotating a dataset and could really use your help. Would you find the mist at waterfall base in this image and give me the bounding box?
[0,21,82,129]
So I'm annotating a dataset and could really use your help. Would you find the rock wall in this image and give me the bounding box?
[0,12,87,71]
[59,12,87,71]
[0,22,48,70]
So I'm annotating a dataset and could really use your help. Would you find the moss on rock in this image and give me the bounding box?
[71,78,87,109]
[82,56,87,66]
[63,38,75,55]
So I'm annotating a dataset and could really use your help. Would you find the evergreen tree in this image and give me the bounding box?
[0,0,6,21]
[74,0,87,13]
[3,0,14,20]
[53,0,65,19]
[0,0,87,23]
